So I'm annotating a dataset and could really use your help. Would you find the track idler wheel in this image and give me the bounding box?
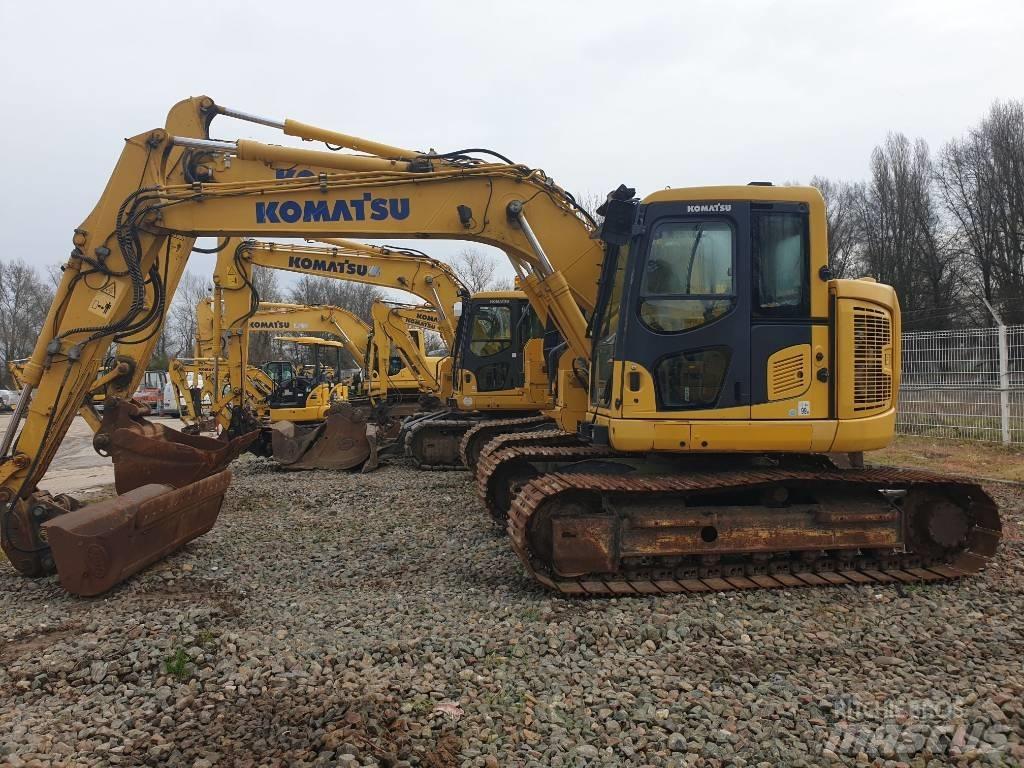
[903,483,999,565]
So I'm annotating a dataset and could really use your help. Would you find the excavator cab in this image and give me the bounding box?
[587,190,826,445]
[263,361,310,408]
[452,293,545,399]
[266,337,346,419]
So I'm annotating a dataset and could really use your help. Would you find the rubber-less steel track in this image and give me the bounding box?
[404,419,474,470]
[476,434,596,522]
[459,415,555,471]
[484,446,1001,595]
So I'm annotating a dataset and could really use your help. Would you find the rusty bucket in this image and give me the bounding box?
[42,470,233,596]
[270,403,371,471]
[96,400,257,492]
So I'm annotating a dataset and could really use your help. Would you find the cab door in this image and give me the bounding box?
[460,300,518,393]
[620,201,752,416]
[748,203,815,414]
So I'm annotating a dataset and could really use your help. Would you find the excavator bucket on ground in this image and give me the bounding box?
[1,400,257,595]
[270,402,372,470]
[42,471,233,596]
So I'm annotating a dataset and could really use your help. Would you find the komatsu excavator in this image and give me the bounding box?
[222,239,554,468]
[0,96,999,597]
[188,292,445,467]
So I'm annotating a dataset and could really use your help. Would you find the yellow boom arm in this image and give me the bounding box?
[239,239,467,347]
[0,96,600,578]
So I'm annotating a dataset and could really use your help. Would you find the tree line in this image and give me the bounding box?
[2,99,1021,387]
[813,99,1024,329]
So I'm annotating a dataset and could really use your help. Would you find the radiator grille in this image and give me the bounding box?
[770,352,807,400]
[853,306,892,411]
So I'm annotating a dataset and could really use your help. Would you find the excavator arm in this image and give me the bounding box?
[370,303,443,393]
[0,96,601,592]
[189,300,370,430]
[239,239,466,348]
[246,303,370,368]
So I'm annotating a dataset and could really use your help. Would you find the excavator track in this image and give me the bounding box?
[476,435,609,524]
[404,418,476,470]
[458,415,554,471]
[493,449,1000,596]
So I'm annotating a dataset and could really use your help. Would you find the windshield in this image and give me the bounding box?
[639,220,735,333]
[469,304,512,357]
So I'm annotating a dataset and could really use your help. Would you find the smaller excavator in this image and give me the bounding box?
[183,292,446,466]
[212,238,556,469]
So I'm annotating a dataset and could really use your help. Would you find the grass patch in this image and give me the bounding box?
[164,648,192,681]
[196,629,216,647]
[870,434,1024,482]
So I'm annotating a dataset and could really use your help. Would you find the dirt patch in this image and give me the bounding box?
[0,624,79,662]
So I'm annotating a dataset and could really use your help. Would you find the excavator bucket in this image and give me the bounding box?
[270,403,371,470]
[14,400,259,595]
[41,470,233,596]
[95,400,257,493]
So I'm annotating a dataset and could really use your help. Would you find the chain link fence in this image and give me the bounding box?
[897,323,1024,444]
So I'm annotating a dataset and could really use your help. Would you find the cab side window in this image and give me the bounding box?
[753,211,809,317]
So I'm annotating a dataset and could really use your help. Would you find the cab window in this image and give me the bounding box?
[754,211,809,316]
[387,345,405,376]
[639,220,735,332]
[469,305,512,357]
[592,244,630,407]
[655,348,731,408]
[519,304,545,342]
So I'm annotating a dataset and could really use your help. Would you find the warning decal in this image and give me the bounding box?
[88,282,116,318]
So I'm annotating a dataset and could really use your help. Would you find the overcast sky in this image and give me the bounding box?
[1,0,1021,295]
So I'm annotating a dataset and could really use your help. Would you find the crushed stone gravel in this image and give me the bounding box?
[2,456,1022,767]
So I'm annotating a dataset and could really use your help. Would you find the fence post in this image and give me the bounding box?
[983,299,1011,445]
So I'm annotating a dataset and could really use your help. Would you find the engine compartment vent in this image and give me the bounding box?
[852,306,893,411]
[767,345,811,401]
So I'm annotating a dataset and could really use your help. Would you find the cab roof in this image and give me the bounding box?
[273,336,347,348]
[471,290,528,301]
[641,185,825,207]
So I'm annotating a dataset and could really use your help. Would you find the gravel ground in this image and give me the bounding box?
[1,457,1022,768]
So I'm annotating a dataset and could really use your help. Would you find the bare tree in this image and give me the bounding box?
[286,276,382,324]
[936,100,1024,324]
[575,191,607,226]
[167,270,213,359]
[853,133,960,330]
[422,330,447,355]
[451,248,499,293]
[0,258,54,388]
[251,265,282,304]
[810,176,862,279]
[246,266,283,364]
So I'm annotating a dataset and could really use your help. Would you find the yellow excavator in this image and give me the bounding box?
[220,239,554,469]
[0,97,999,597]
[262,308,444,472]
[186,292,445,467]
